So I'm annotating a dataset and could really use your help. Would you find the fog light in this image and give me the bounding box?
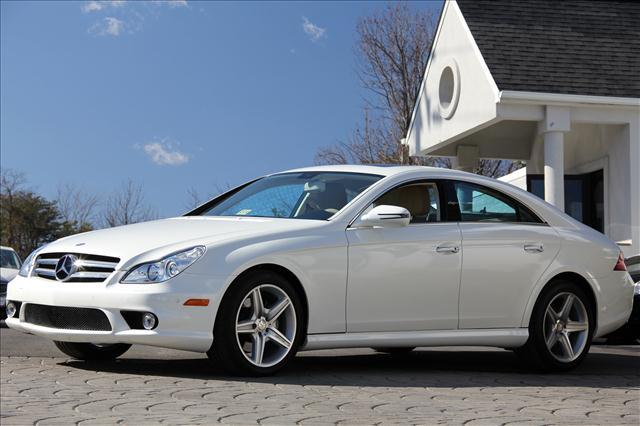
[6,302,17,318]
[142,312,157,330]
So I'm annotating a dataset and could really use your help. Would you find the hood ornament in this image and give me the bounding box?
[55,254,79,281]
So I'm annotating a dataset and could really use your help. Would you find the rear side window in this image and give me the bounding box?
[452,181,542,224]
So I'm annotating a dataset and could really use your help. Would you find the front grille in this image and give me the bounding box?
[0,280,7,296]
[24,303,112,331]
[34,253,119,282]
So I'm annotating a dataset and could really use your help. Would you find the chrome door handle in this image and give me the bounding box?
[436,245,459,254]
[524,243,544,253]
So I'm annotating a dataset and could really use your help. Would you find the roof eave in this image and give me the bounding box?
[499,90,640,108]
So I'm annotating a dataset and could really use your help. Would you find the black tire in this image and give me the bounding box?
[373,347,415,355]
[207,270,305,376]
[54,341,131,361]
[515,279,594,372]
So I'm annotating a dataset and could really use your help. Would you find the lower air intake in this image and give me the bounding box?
[24,304,112,331]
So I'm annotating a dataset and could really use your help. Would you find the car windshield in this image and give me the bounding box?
[0,249,21,269]
[200,172,382,220]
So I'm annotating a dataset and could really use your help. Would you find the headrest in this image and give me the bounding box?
[377,185,431,217]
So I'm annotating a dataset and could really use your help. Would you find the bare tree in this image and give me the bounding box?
[102,180,157,227]
[184,183,232,211]
[316,3,440,166]
[356,3,434,145]
[315,3,517,177]
[185,187,203,210]
[56,183,99,232]
[474,159,524,179]
[316,109,398,165]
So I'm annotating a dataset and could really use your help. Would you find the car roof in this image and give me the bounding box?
[275,164,471,178]
[279,165,585,231]
[0,246,16,251]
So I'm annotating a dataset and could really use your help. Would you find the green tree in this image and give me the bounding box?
[1,169,76,258]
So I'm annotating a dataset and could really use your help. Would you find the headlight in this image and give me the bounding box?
[18,246,47,277]
[121,246,206,284]
[634,282,640,296]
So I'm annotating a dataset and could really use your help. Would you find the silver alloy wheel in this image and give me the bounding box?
[543,292,589,363]
[235,284,296,368]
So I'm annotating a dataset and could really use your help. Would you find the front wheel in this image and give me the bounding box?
[515,280,594,372]
[54,341,131,361]
[207,270,304,376]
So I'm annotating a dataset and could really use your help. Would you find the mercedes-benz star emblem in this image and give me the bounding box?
[55,254,79,281]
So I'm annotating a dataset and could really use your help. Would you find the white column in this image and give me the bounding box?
[455,145,479,173]
[544,131,565,211]
[629,119,640,257]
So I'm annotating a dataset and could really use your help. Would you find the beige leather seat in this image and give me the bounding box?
[375,185,431,223]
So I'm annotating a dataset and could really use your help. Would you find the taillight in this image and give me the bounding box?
[613,252,627,271]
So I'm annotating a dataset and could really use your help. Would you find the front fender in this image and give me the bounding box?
[199,228,349,335]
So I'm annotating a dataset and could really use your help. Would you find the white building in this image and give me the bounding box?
[406,0,640,257]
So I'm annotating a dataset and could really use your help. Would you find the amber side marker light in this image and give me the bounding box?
[184,298,210,306]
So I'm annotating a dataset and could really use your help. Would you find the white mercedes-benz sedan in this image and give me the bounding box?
[6,165,634,375]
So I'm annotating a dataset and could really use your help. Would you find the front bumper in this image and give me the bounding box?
[5,273,227,352]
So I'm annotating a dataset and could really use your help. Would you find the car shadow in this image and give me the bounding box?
[60,347,640,389]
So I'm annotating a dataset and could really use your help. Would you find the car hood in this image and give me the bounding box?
[1,268,19,282]
[39,216,321,267]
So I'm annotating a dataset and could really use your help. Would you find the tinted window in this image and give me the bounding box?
[452,181,541,223]
[201,172,382,220]
[527,170,603,232]
[0,249,21,269]
[374,182,441,224]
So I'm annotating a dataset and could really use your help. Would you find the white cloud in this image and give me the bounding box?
[82,1,189,36]
[82,1,104,13]
[165,0,188,8]
[89,17,124,36]
[142,141,190,166]
[82,1,126,13]
[302,16,326,42]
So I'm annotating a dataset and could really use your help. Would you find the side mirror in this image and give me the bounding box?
[356,205,411,228]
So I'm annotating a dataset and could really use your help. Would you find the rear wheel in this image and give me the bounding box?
[515,280,594,372]
[207,270,304,376]
[53,341,131,361]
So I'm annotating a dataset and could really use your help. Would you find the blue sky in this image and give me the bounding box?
[1,0,441,218]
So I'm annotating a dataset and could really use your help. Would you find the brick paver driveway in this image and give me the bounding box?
[1,329,638,425]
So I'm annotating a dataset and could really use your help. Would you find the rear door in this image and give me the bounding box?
[450,180,561,329]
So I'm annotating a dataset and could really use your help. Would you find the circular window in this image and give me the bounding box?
[438,60,460,119]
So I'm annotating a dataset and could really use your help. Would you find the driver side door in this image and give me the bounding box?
[345,181,462,332]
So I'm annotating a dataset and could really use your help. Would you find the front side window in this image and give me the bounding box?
[373,182,441,224]
[200,172,382,220]
[452,181,540,223]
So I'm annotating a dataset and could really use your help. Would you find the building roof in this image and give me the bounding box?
[456,0,640,98]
